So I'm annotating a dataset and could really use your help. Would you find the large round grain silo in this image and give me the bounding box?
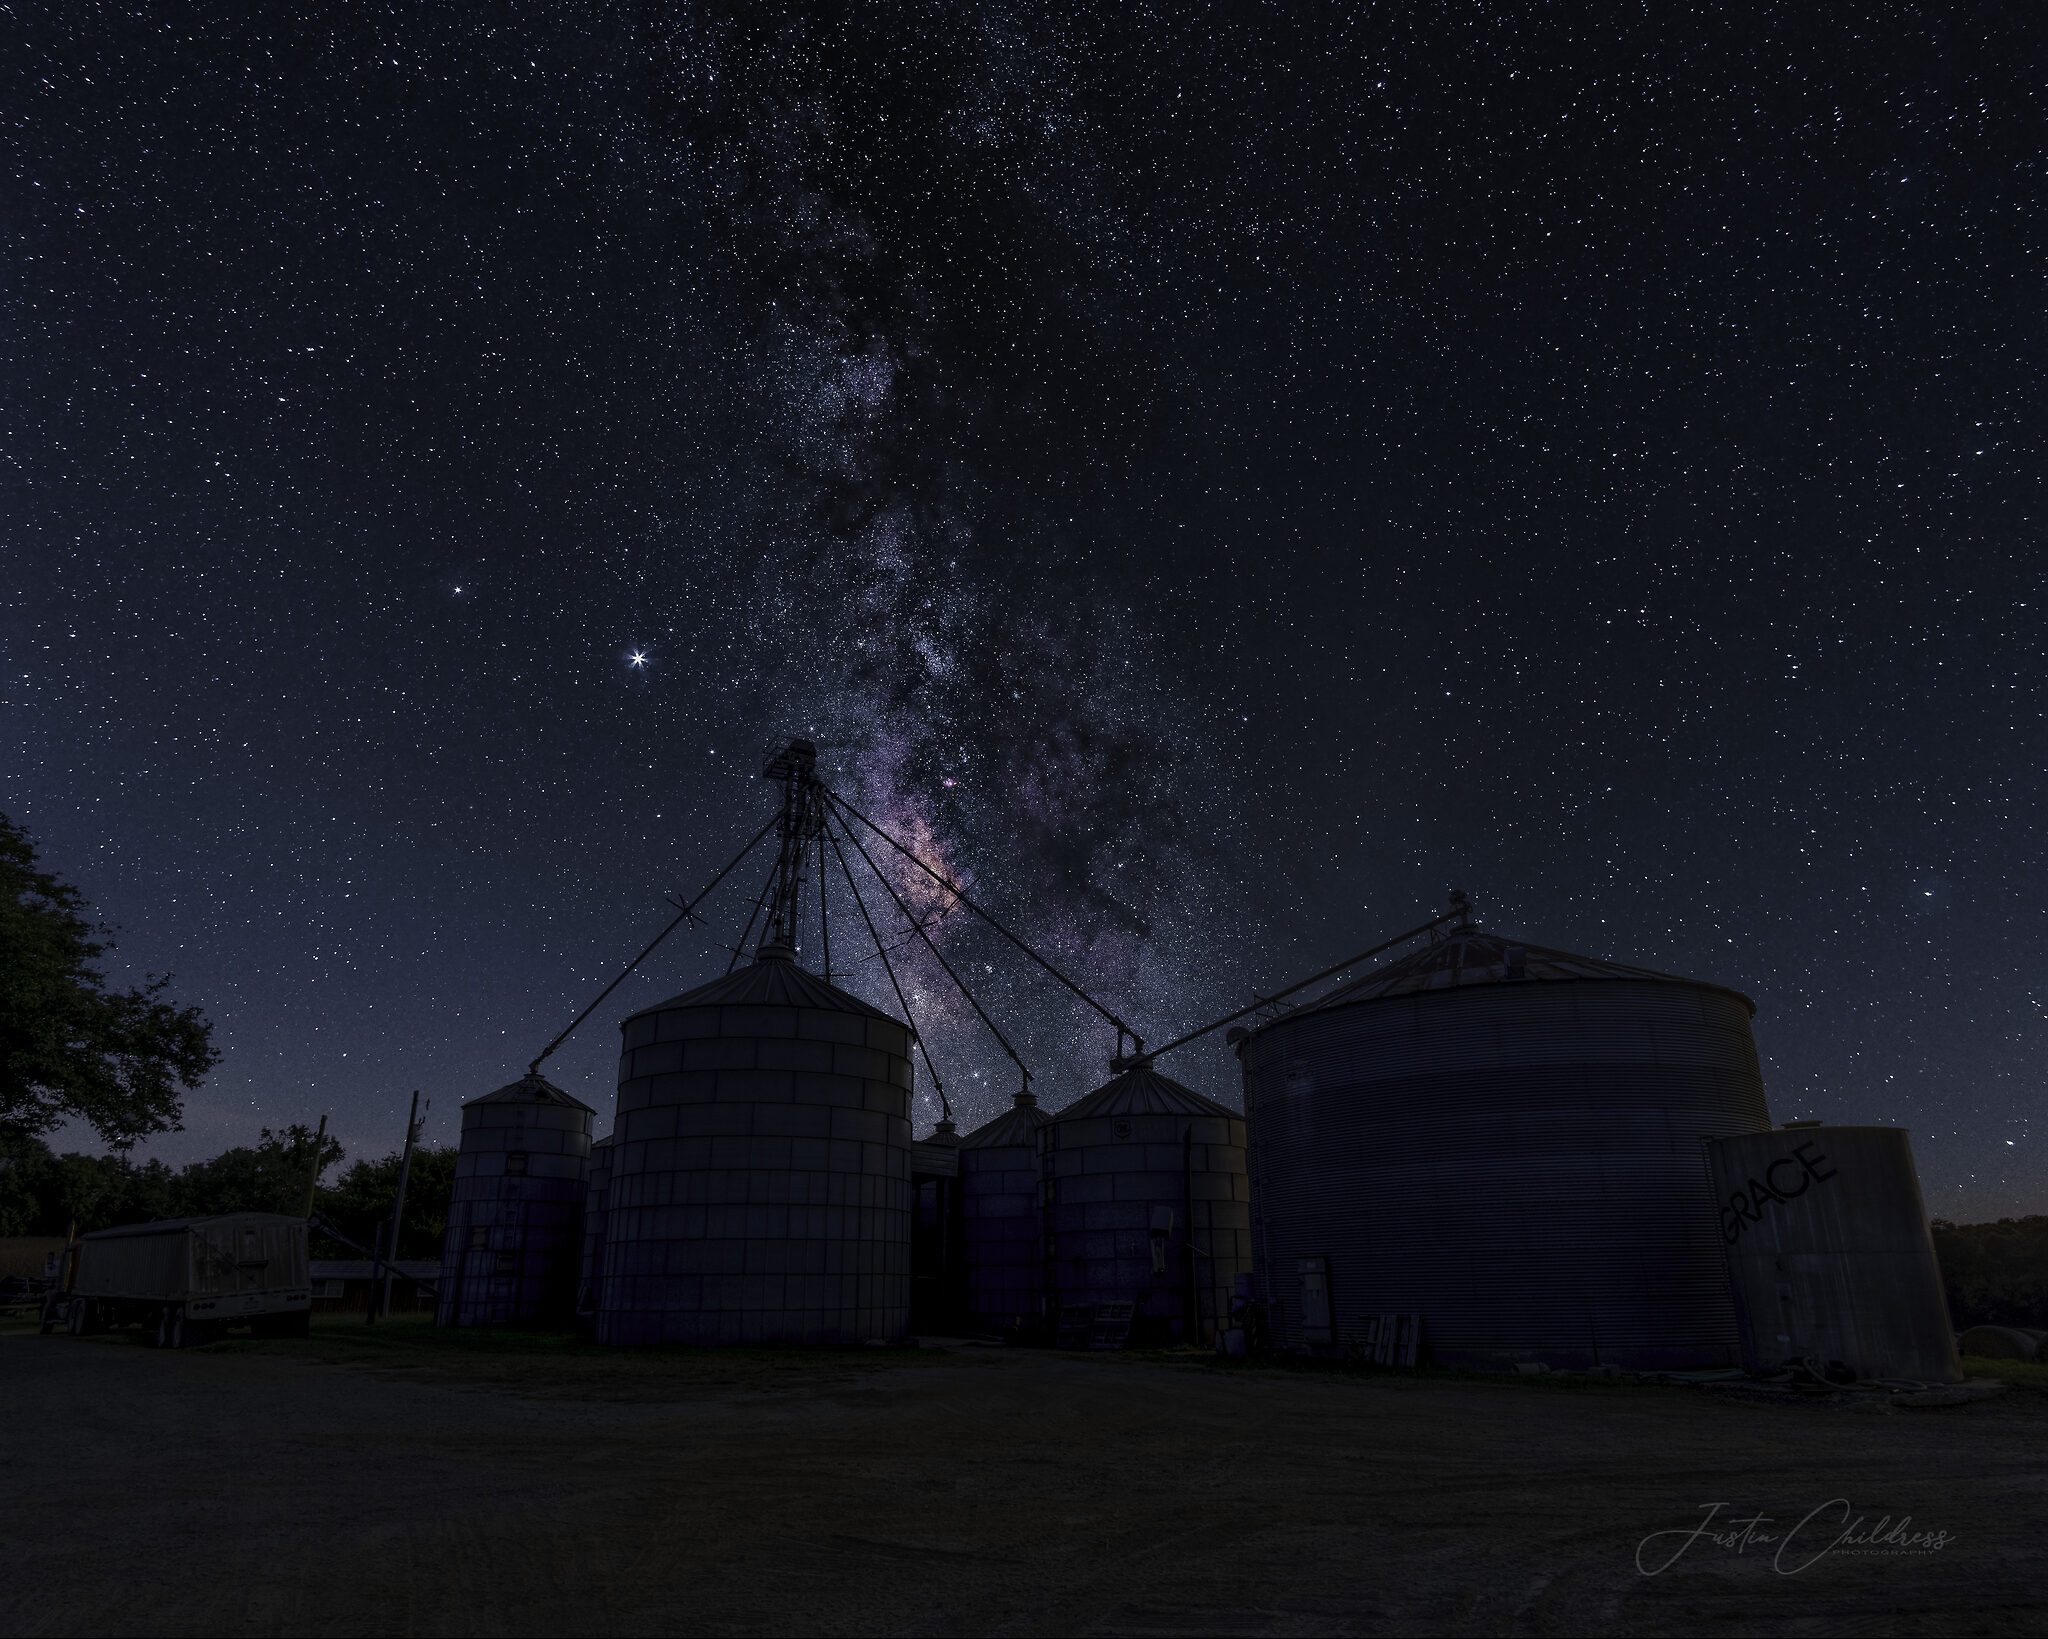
[574,1132,617,1323]
[438,1072,594,1328]
[959,1091,1053,1337]
[1238,921,1771,1370]
[1709,1124,1959,1383]
[596,943,916,1346]
[1042,1068,1251,1344]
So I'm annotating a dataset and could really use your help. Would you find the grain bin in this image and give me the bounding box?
[595,943,915,1346]
[1708,1124,1959,1383]
[575,1132,617,1322]
[1042,1068,1251,1343]
[438,1072,594,1328]
[910,1119,965,1329]
[1238,921,1771,1369]
[960,1091,1053,1337]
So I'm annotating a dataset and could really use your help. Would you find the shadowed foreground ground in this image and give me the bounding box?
[5,1320,2044,1637]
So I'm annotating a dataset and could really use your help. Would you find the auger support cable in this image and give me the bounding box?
[528,813,779,1075]
[824,786,1140,1053]
[1136,908,1468,1066]
[726,842,784,975]
[829,805,1029,1106]
[824,820,951,1122]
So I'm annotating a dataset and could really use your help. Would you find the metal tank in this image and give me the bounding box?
[595,943,916,1346]
[910,1119,965,1330]
[959,1091,1052,1337]
[1238,919,1771,1370]
[575,1132,617,1323]
[1708,1124,1959,1383]
[1042,1068,1252,1344]
[438,1072,594,1328]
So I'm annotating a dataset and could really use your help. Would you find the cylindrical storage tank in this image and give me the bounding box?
[596,946,915,1346]
[1708,1124,1959,1383]
[959,1091,1052,1337]
[575,1133,617,1321]
[438,1072,594,1328]
[1042,1068,1251,1343]
[1240,925,1771,1370]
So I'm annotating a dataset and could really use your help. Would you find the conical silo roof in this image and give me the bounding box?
[961,1091,1051,1149]
[1053,1066,1237,1123]
[467,1071,595,1112]
[1289,925,1756,1016]
[621,947,910,1030]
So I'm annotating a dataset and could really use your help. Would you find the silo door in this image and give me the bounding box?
[1298,1257,1333,1345]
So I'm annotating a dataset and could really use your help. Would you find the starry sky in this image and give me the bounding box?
[6,5,2041,1219]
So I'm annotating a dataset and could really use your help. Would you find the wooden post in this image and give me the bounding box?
[379,1091,425,1319]
[364,1220,383,1326]
[299,1114,329,1219]
[1184,1124,1199,1345]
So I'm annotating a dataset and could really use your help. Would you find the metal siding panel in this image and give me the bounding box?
[1246,979,1768,1369]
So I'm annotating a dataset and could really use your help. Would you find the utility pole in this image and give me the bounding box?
[299,1114,329,1219]
[378,1091,426,1320]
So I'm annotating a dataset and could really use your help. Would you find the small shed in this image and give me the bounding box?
[310,1260,441,1315]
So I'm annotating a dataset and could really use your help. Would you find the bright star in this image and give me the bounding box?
[628,650,649,668]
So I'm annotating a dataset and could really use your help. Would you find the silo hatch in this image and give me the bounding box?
[1298,1256,1333,1344]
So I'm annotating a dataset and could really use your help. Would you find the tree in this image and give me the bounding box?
[315,1146,457,1260]
[173,1124,343,1218]
[0,813,217,1145]
[0,1132,180,1235]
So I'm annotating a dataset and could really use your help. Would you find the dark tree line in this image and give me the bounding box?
[0,1125,456,1262]
[1931,1217,2048,1332]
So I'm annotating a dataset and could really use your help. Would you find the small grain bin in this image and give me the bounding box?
[1042,1068,1251,1343]
[959,1091,1053,1337]
[575,1132,617,1322]
[1239,920,1771,1369]
[438,1072,594,1328]
[596,944,916,1346]
[1708,1124,1960,1383]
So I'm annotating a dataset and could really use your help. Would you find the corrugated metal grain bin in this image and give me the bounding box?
[960,1092,1052,1337]
[437,1072,594,1328]
[910,1120,964,1331]
[1239,923,1771,1369]
[576,1132,617,1321]
[1709,1124,1960,1383]
[1042,1068,1251,1343]
[596,944,915,1346]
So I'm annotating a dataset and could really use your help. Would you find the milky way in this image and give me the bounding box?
[6,5,2041,1217]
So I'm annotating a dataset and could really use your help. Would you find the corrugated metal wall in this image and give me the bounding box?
[576,1133,616,1320]
[1243,979,1770,1370]
[596,959,915,1346]
[959,1095,1051,1336]
[438,1079,593,1328]
[74,1216,307,1301]
[1710,1125,1958,1382]
[1041,1076,1252,1343]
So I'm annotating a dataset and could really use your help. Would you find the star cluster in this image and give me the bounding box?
[5,5,2040,1217]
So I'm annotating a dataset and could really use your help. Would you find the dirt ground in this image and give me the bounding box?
[5,1320,2044,1638]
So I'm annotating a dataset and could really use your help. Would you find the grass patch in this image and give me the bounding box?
[1123,1345,1661,1393]
[1962,1354,2048,1394]
[200,1313,953,1401]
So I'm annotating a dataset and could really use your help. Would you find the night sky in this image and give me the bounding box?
[7,6,2041,1219]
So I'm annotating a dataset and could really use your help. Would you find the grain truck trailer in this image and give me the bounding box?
[49,1213,312,1348]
